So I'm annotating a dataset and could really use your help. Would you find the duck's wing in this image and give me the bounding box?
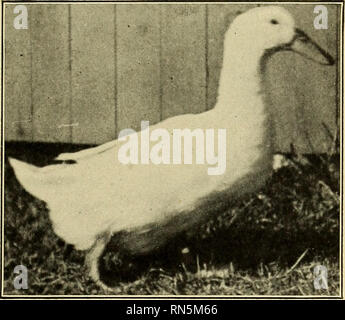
[54,112,204,162]
[54,139,119,162]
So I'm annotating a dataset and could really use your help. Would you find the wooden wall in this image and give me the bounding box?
[4,3,340,153]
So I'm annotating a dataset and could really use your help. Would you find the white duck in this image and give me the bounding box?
[9,6,334,289]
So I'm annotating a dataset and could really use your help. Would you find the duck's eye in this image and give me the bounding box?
[270,19,279,25]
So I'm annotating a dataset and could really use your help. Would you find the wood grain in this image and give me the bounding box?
[116,4,161,133]
[30,4,70,142]
[161,4,207,119]
[70,4,116,144]
[4,4,32,141]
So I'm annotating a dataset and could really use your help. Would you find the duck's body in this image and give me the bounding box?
[10,101,271,252]
[9,6,334,289]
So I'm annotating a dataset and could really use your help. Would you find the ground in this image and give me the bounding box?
[2,142,340,296]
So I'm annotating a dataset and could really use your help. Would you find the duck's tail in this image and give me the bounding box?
[8,157,70,203]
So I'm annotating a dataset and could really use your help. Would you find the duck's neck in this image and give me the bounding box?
[213,37,273,165]
[215,39,265,115]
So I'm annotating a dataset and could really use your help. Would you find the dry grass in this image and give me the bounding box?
[2,142,340,296]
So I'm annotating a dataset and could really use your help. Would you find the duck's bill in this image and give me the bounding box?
[285,28,335,66]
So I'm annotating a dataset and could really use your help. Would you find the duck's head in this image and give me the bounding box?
[227,6,334,65]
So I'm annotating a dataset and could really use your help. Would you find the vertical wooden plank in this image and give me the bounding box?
[266,51,301,152]
[4,4,32,141]
[116,4,161,133]
[292,4,337,153]
[161,4,206,120]
[71,4,116,144]
[207,4,253,111]
[30,4,70,142]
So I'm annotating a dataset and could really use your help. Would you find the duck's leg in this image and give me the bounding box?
[85,232,112,292]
